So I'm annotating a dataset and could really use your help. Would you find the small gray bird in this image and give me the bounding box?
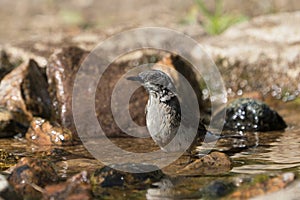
[127,70,212,153]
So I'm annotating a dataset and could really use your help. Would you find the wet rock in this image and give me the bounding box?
[177,152,231,175]
[26,117,73,146]
[0,59,52,136]
[21,59,52,118]
[0,107,23,138]
[43,171,92,200]
[0,174,22,200]
[201,11,300,100]
[216,98,287,132]
[8,157,58,199]
[47,47,88,138]
[90,163,164,189]
[228,172,295,199]
[200,180,235,198]
[47,47,209,137]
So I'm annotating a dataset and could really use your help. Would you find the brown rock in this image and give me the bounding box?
[0,59,52,135]
[47,47,209,138]
[8,157,58,199]
[26,117,73,146]
[47,47,155,137]
[177,152,231,175]
[43,171,92,200]
[47,47,88,138]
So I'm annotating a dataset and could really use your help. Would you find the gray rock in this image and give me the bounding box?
[200,11,300,101]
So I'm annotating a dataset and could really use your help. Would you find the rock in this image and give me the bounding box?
[0,107,24,138]
[90,163,164,188]
[8,157,58,199]
[43,171,92,200]
[47,47,209,138]
[200,180,235,198]
[215,98,287,132]
[176,152,231,175]
[47,47,88,138]
[228,172,295,199]
[0,59,52,136]
[26,117,73,146]
[0,174,22,200]
[21,59,52,119]
[47,47,156,137]
[200,11,300,101]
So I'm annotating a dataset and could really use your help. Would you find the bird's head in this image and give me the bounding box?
[127,70,177,95]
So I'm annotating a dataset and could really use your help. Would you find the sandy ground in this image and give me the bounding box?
[1,0,300,44]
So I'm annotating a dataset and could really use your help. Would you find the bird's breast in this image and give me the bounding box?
[146,96,179,147]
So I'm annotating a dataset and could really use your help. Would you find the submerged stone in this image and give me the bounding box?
[43,171,92,200]
[200,180,235,198]
[176,152,232,175]
[91,163,164,188]
[25,117,73,146]
[8,157,58,199]
[218,98,287,132]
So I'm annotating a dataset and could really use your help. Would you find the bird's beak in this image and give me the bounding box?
[126,76,143,83]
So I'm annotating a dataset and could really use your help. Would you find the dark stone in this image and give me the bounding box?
[8,157,58,199]
[25,117,73,146]
[201,180,235,198]
[43,171,92,200]
[21,59,52,119]
[0,107,22,138]
[218,98,287,132]
[91,163,164,188]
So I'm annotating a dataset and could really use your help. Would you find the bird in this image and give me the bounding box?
[127,69,215,153]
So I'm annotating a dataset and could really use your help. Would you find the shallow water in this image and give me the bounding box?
[1,99,300,199]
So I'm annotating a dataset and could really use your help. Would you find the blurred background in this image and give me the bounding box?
[1,0,300,44]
